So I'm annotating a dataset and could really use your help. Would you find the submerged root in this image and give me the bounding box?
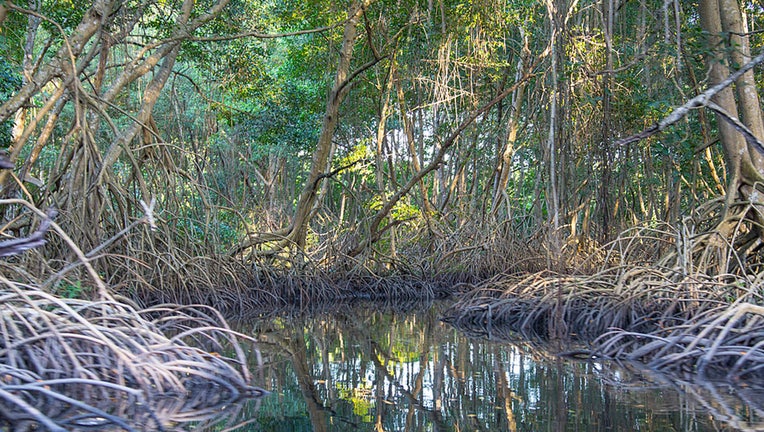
[443,209,764,386]
[0,277,268,431]
[595,302,764,384]
[440,267,724,340]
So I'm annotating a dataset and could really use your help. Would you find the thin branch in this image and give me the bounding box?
[315,159,364,184]
[706,101,764,155]
[336,54,389,98]
[615,47,764,147]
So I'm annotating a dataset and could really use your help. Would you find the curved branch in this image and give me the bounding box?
[0,0,114,123]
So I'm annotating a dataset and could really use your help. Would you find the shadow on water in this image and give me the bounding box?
[207,301,764,431]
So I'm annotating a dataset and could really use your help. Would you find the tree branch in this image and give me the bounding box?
[0,208,56,258]
[615,47,764,147]
[706,101,764,155]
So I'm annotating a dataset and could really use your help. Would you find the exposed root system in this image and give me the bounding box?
[595,302,764,383]
[134,264,460,313]
[443,267,764,385]
[0,277,268,431]
[442,210,764,386]
[440,267,714,339]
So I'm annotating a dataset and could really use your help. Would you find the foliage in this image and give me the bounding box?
[0,0,759,303]
[0,39,20,148]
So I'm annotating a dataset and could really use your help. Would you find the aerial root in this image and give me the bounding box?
[440,266,719,339]
[443,267,764,384]
[595,302,764,383]
[0,277,268,431]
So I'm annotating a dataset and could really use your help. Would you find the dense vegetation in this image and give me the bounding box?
[2,0,764,394]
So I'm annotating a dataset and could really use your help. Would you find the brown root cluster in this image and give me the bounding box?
[594,301,764,383]
[440,267,720,339]
[0,195,270,431]
[0,277,268,431]
[442,201,764,386]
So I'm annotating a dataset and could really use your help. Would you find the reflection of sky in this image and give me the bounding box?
[245,305,755,431]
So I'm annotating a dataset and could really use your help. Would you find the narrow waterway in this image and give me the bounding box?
[217,301,763,431]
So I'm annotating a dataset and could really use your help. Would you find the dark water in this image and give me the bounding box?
[217,302,763,431]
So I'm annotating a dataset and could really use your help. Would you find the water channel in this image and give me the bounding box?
[213,301,764,431]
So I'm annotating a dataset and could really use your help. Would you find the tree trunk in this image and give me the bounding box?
[696,0,764,268]
[599,0,614,240]
[288,0,370,249]
[395,71,435,225]
[375,60,395,196]
[545,0,561,235]
[491,30,529,218]
[719,0,764,141]
[11,0,41,154]
[699,0,764,217]
[0,0,116,190]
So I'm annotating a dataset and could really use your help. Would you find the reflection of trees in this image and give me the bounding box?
[598,363,764,432]
[288,329,330,432]
[241,303,757,431]
[493,345,519,431]
[450,319,764,431]
[366,320,449,431]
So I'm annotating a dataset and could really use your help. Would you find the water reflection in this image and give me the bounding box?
[222,302,762,431]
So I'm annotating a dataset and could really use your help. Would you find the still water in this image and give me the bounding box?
[221,302,763,431]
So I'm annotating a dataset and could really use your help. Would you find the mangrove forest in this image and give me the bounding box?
[2,0,764,429]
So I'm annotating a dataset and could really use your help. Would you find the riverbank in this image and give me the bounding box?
[441,266,764,386]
